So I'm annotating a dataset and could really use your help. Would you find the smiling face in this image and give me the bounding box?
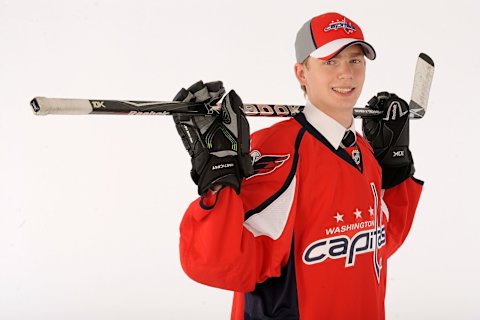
[294,45,366,126]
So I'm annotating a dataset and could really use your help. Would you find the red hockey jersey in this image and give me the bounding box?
[179,112,422,319]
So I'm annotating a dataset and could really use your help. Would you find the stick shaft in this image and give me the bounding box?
[29,98,413,119]
[30,53,434,120]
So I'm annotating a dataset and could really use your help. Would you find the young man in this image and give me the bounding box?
[173,12,422,320]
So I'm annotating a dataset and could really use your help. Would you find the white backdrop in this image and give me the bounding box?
[1,0,479,319]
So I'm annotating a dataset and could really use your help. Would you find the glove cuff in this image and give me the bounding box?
[379,146,415,189]
[378,146,412,168]
[197,155,242,195]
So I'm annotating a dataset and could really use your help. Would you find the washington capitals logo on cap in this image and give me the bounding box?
[324,17,356,34]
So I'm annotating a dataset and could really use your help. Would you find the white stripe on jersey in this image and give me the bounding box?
[243,176,296,240]
[381,189,390,222]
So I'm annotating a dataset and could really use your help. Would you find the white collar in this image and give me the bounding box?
[303,99,356,150]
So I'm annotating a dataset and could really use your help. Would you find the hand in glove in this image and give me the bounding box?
[173,81,254,195]
[362,92,415,189]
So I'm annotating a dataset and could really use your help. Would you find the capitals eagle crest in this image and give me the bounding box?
[248,150,290,179]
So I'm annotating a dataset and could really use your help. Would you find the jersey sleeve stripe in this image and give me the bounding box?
[244,128,305,221]
[242,128,305,239]
[243,175,297,240]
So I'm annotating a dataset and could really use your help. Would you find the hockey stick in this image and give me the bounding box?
[30,53,434,119]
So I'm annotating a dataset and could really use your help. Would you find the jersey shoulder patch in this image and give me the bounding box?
[248,118,301,180]
[248,151,290,179]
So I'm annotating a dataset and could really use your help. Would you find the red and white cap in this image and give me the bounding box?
[295,12,376,63]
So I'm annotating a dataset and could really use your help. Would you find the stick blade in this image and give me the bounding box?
[409,53,435,118]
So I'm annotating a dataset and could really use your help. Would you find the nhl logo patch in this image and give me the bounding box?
[351,150,361,165]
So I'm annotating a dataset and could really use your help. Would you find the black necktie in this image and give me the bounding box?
[340,130,356,148]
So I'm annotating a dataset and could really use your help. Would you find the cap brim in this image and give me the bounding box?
[310,39,376,61]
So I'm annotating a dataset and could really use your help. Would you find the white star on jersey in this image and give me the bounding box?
[334,212,344,223]
[353,208,362,219]
[369,206,374,216]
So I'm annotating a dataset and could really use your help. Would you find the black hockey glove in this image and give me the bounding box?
[362,92,415,189]
[173,81,254,195]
